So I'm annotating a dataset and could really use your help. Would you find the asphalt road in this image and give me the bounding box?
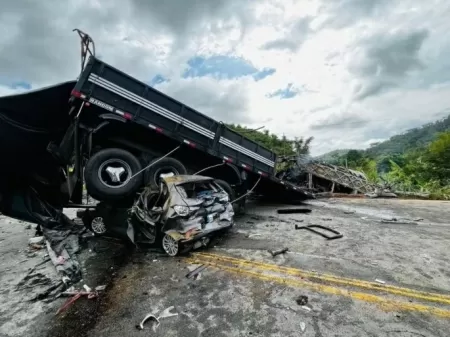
[1,198,450,337]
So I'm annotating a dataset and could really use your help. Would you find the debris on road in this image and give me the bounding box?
[344,210,355,214]
[2,186,85,284]
[277,208,312,214]
[136,313,159,331]
[29,243,44,251]
[322,218,332,221]
[276,154,397,198]
[296,295,309,306]
[295,224,343,240]
[300,322,306,333]
[186,264,207,279]
[158,306,178,319]
[56,289,98,315]
[28,236,44,245]
[95,285,106,291]
[268,247,289,257]
[380,218,418,225]
[375,279,386,284]
[300,305,312,312]
[247,233,262,238]
[136,306,178,331]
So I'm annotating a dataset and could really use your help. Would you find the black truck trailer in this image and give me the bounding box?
[0,35,311,219]
[67,55,310,205]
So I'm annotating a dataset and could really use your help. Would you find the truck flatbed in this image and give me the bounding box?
[71,56,311,199]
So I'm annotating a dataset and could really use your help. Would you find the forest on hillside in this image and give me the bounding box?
[227,116,450,199]
[366,115,450,157]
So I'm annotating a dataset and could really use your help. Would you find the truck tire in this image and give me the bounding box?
[84,148,143,201]
[144,157,187,188]
[215,179,235,201]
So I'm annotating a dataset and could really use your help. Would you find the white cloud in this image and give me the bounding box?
[1,0,450,156]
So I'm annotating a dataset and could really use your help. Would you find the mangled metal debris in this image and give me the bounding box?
[186,264,208,279]
[277,155,398,198]
[294,224,343,240]
[268,247,289,257]
[129,175,235,256]
[136,306,178,331]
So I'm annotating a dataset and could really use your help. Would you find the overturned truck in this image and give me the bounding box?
[0,32,311,211]
[0,31,312,260]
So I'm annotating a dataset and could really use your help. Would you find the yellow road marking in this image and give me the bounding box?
[193,252,450,305]
[185,257,450,319]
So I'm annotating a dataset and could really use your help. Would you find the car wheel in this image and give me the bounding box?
[144,157,187,188]
[89,216,107,235]
[162,233,179,256]
[84,148,143,202]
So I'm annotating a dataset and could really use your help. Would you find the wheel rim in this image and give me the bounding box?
[162,234,179,256]
[98,159,132,188]
[153,167,179,185]
[91,217,106,234]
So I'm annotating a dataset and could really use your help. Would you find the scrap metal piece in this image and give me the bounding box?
[158,306,178,319]
[294,224,343,240]
[380,219,418,225]
[186,265,207,279]
[277,209,312,214]
[268,247,289,257]
[136,313,160,331]
[136,306,178,331]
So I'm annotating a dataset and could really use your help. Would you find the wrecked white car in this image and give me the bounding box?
[78,175,235,255]
[129,175,235,256]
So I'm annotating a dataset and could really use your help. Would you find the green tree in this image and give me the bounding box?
[293,136,314,156]
[426,132,450,182]
[346,150,363,167]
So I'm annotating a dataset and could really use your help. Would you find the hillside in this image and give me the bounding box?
[315,149,351,162]
[366,115,450,157]
[318,114,450,162]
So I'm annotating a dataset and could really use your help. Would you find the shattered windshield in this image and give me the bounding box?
[175,181,220,199]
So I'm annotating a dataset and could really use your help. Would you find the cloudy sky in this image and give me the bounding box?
[1,0,450,155]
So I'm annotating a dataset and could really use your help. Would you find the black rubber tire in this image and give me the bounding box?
[144,157,187,188]
[84,148,143,202]
[215,179,235,201]
[80,210,100,235]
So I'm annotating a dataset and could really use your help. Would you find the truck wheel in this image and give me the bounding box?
[144,157,187,187]
[215,179,235,201]
[84,148,143,201]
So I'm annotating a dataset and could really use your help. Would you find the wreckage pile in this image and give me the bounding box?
[277,155,397,198]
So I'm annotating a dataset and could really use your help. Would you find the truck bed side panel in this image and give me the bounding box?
[74,57,276,175]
